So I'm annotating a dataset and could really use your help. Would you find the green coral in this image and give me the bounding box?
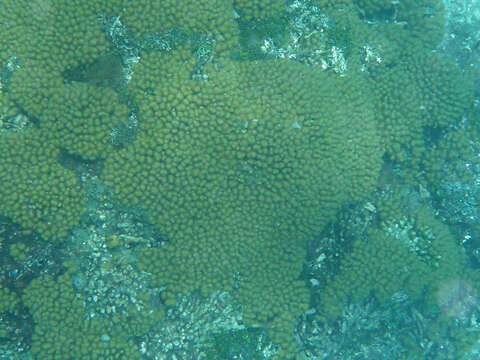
[4,60,64,120]
[0,285,19,315]
[421,114,480,198]
[22,272,141,360]
[321,204,469,320]
[371,48,473,164]
[106,0,239,55]
[205,328,274,360]
[234,0,286,20]
[41,82,130,160]
[353,0,445,50]
[0,283,22,350]
[0,129,86,242]
[0,0,109,73]
[396,0,446,50]
[0,1,476,358]
[236,16,288,61]
[0,0,136,241]
[9,242,29,263]
[353,0,396,19]
[104,47,381,354]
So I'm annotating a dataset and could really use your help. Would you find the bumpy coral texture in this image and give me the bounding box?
[321,204,469,320]
[23,272,141,360]
[0,0,473,357]
[0,130,85,242]
[102,47,382,351]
